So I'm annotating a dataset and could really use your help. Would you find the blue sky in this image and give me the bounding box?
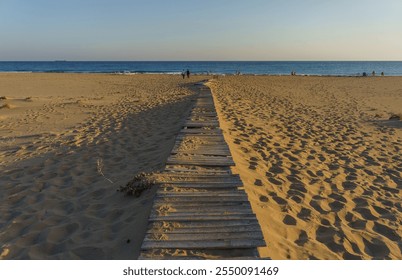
[0,0,401,60]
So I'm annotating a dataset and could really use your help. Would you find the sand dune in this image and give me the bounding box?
[208,76,402,260]
[0,73,200,259]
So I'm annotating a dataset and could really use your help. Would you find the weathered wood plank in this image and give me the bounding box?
[159,183,241,189]
[153,197,249,204]
[141,239,266,250]
[147,224,263,234]
[189,113,217,117]
[158,176,241,184]
[139,255,265,260]
[171,149,231,157]
[159,173,240,179]
[184,122,219,128]
[150,209,255,218]
[152,202,252,210]
[160,177,242,184]
[167,156,235,166]
[144,231,264,242]
[148,220,260,229]
[174,136,226,143]
[163,166,231,171]
[179,128,222,134]
[138,255,208,260]
[155,190,245,196]
[163,168,232,175]
[151,206,252,216]
[173,145,229,151]
[149,214,257,222]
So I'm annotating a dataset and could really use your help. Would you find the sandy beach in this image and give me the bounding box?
[0,73,201,259]
[209,76,402,260]
[1,74,401,260]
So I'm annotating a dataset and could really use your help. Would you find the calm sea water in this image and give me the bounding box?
[1,61,402,76]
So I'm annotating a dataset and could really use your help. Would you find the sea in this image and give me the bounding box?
[1,61,402,76]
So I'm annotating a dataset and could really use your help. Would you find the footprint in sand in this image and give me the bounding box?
[254,179,263,186]
[343,248,362,260]
[315,224,344,253]
[372,204,394,218]
[269,164,284,174]
[354,207,378,220]
[342,181,357,191]
[268,177,283,186]
[372,222,400,242]
[295,230,308,246]
[363,237,390,259]
[345,212,367,230]
[248,157,259,170]
[297,207,312,221]
[309,199,329,215]
[328,200,345,212]
[283,214,297,225]
[268,192,287,206]
[287,183,307,203]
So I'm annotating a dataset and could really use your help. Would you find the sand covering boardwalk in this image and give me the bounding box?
[139,83,265,259]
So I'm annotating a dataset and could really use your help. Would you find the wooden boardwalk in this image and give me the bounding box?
[139,84,265,259]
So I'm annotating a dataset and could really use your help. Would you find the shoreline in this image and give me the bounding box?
[2,71,402,77]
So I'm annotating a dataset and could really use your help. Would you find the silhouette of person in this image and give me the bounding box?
[381,72,385,76]
[372,71,376,76]
[181,70,185,79]
[186,69,190,78]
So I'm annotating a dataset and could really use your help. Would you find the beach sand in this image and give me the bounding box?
[0,73,200,259]
[1,74,401,260]
[208,76,402,260]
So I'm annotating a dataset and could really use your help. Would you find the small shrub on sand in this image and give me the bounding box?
[0,96,6,100]
[24,97,33,102]
[119,172,156,197]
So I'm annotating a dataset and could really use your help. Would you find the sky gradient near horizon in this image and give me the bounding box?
[1,0,402,61]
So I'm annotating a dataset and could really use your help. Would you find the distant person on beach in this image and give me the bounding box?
[181,70,185,79]
[186,69,190,78]
[381,72,385,76]
[363,72,367,77]
[372,71,376,76]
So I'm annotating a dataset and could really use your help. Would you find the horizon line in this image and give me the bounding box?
[1,60,402,62]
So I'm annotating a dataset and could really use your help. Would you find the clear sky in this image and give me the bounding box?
[1,0,401,60]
